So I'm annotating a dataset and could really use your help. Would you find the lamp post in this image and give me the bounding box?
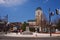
[49,8,60,37]
[49,8,53,36]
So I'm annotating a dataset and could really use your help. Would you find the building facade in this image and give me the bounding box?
[35,7,46,32]
[28,7,47,32]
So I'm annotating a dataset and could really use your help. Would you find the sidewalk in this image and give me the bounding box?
[3,32,60,37]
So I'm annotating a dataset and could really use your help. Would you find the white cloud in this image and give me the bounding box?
[43,0,49,3]
[46,0,49,2]
[0,0,28,7]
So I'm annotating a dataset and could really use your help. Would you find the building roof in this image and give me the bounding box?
[0,22,5,24]
[28,20,36,22]
[36,7,42,10]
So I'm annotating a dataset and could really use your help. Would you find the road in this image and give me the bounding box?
[0,36,60,40]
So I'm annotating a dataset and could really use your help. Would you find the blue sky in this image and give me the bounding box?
[0,0,60,22]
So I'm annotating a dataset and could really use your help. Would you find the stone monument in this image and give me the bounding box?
[22,26,33,35]
[25,27,30,32]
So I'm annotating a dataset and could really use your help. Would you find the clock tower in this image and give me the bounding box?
[35,7,43,32]
[35,7,43,26]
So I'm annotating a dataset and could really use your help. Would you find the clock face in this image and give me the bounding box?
[36,11,39,16]
[35,10,42,16]
[38,11,40,15]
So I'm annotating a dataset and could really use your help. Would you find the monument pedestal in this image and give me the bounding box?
[22,26,33,35]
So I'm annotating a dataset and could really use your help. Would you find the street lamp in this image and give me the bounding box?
[49,8,54,36]
[49,8,60,37]
[55,9,60,15]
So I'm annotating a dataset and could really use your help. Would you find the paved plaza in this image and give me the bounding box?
[0,32,60,40]
[3,32,60,37]
[0,36,60,40]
